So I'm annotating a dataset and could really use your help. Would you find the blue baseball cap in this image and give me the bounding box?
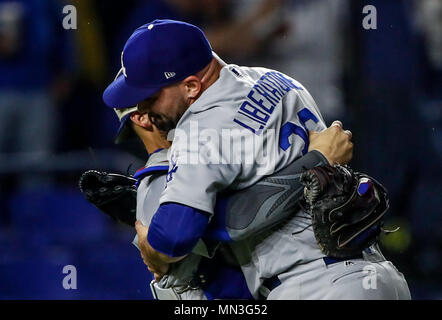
[103,19,213,109]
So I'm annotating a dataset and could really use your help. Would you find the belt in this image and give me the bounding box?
[259,254,364,299]
[323,254,363,266]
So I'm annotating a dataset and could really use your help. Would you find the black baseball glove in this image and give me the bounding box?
[300,165,389,258]
[79,170,137,226]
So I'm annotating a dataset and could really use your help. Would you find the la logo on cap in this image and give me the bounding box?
[164,72,176,79]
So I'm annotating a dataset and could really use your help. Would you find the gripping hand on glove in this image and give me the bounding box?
[300,164,389,258]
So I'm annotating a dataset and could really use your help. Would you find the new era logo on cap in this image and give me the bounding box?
[164,72,176,79]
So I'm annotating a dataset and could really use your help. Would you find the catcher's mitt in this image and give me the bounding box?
[300,165,389,258]
[79,170,137,226]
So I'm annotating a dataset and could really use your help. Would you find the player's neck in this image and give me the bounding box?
[143,135,170,155]
[191,58,223,104]
[201,58,223,87]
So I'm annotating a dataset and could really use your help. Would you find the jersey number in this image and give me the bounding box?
[279,108,319,154]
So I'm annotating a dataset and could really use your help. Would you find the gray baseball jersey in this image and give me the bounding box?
[160,62,326,212]
[158,59,410,299]
[159,59,326,270]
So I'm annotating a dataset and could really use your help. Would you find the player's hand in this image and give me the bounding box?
[135,220,170,281]
[308,120,353,165]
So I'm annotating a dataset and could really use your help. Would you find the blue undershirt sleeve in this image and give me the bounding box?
[147,203,210,257]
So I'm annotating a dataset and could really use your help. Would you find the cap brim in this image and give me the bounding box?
[114,114,135,144]
[103,73,160,108]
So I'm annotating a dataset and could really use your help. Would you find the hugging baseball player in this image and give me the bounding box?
[80,100,344,299]
[84,19,410,299]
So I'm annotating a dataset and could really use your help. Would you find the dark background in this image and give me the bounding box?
[0,0,440,299]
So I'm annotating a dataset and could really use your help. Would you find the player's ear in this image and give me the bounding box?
[181,75,202,100]
[130,111,153,130]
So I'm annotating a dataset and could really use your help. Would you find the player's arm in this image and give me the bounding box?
[136,120,353,271]
[136,121,354,276]
[135,219,187,280]
[135,162,216,282]
[206,121,353,241]
[136,119,243,277]
[207,150,328,240]
[135,202,211,279]
[137,149,324,277]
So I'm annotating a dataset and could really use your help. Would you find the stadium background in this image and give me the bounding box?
[0,0,440,299]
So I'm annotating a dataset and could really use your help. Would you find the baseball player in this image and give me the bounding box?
[102,98,351,299]
[103,20,411,299]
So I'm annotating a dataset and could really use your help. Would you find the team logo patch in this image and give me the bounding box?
[167,155,178,183]
[164,72,176,79]
[230,67,242,77]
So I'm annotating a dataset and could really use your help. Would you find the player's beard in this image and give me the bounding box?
[148,101,187,134]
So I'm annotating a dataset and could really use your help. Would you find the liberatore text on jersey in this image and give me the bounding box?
[233,71,302,135]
